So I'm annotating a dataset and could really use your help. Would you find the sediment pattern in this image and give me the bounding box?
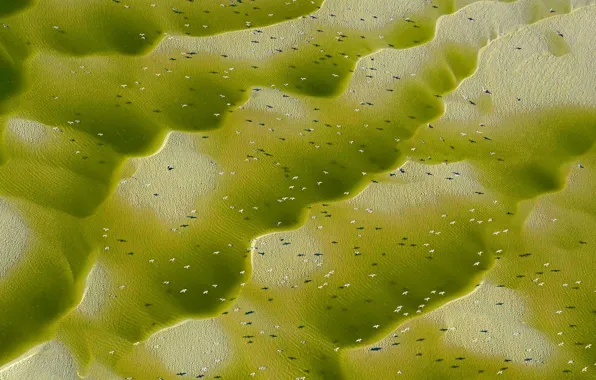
[0,0,595,379]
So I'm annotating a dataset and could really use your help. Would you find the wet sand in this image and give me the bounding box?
[0,0,595,379]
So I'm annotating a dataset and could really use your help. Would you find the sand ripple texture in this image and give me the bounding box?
[0,0,595,379]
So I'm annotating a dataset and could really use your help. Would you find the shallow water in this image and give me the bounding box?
[0,0,595,379]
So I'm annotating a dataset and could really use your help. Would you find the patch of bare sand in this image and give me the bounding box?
[74,262,112,319]
[116,131,218,224]
[349,161,488,214]
[144,318,230,377]
[0,198,29,279]
[4,119,51,146]
[251,224,327,285]
[426,281,553,364]
[0,341,79,380]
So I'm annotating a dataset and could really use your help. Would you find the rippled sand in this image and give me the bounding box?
[0,0,595,379]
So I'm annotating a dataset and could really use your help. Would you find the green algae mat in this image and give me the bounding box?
[0,0,595,379]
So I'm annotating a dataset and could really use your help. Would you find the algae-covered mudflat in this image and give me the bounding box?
[0,0,595,379]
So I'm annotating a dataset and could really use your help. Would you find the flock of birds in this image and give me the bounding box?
[0,0,594,379]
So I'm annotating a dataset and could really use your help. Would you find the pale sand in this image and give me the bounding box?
[116,131,218,224]
[237,85,312,121]
[250,159,494,299]
[0,340,122,380]
[311,0,434,30]
[251,224,328,285]
[341,281,554,377]
[153,0,567,72]
[74,262,112,319]
[144,318,230,376]
[153,0,572,63]
[153,0,433,60]
[0,318,231,379]
[2,1,595,378]
[4,119,51,146]
[246,0,576,298]
[348,161,488,214]
[0,197,29,279]
[0,341,79,380]
[155,16,307,61]
[441,2,596,122]
[425,281,553,364]
[348,0,596,360]
[346,0,595,102]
